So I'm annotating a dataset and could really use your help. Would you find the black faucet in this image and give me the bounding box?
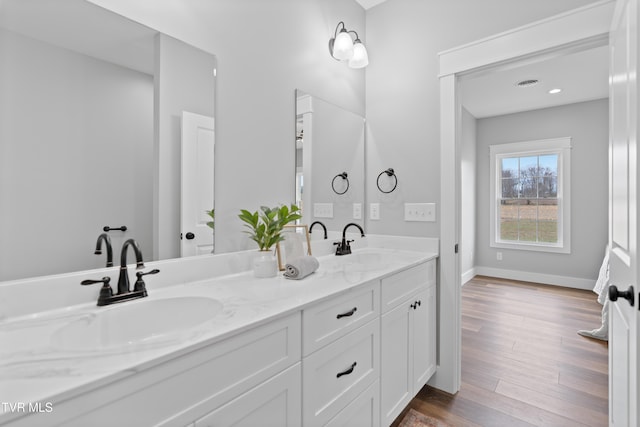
[334,223,365,256]
[309,221,328,239]
[81,238,159,306]
[117,239,145,295]
[94,233,113,267]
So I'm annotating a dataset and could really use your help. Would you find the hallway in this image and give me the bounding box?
[392,276,608,426]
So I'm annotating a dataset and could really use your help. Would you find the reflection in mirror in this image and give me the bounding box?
[0,0,216,281]
[295,90,365,238]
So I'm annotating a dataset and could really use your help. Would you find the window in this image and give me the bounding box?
[489,138,571,253]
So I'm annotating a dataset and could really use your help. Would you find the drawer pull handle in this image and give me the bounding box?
[336,361,357,378]
[336,307,357,319]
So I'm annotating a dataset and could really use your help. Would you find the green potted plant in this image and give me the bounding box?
[205,208,215,253]
[205,208,215,230]
[238,204,301,277]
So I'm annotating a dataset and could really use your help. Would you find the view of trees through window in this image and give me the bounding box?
[499,154,558,243]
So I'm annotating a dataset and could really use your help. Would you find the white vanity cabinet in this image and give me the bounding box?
[1,249,438,427]
[302,280,381,427]
[380,261,436,427]
[27,313,302,427]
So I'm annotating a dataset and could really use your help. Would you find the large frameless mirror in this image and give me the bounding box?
[295,90,365,239]
[0,0,216,281]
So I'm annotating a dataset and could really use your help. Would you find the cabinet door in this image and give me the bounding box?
[380,302,412,427]
[194,363,301,427]
[411,286,436,393]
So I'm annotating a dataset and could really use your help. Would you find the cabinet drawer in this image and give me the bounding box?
[324,379,380,427]
[303,280,379,356]
[381,261,434,313]
[302,318,379,427]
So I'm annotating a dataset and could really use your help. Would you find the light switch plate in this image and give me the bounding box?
[313,203,334,218]
[404,203,436,222]
[370,203,380,220]
[353,203,362,220]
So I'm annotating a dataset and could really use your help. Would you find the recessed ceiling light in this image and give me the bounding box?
[548,88,562,94]
[515,79,539,88]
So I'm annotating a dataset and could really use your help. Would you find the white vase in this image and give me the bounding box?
[252,251,278,278]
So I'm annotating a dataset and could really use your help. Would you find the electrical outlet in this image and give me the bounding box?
[404,203,436,222]
[313,203,334,218]
[496,252,503,261]
[370,203,380,220]
[353,203,362,220]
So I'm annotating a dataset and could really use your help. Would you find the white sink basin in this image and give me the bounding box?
[347,252,385,266]
[51,296,223,352]
[340,251,393,271]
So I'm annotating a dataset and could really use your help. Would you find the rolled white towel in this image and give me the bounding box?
[283,255,319,280]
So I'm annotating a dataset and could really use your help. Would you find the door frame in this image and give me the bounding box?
[435,0,615,394]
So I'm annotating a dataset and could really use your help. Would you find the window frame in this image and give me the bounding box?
[489,137,571,254]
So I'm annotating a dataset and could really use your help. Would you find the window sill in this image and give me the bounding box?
[490,241,570,254]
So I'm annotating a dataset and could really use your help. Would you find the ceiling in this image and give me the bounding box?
[355,0,388,10]
[458,45,609,119]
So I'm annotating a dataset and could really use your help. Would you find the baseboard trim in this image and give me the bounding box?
[461,268,476,286]
[472,266,595,290]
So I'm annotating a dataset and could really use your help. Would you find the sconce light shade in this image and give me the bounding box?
[332,28,355,60]
[349,39,369,69]
[329,21,368,68]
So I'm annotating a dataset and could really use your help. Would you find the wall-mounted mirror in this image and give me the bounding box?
[0,0,216,281]
[295,90,365,238]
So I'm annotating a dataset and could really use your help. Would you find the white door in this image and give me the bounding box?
[608,1,639,425]
[181,111,215,257]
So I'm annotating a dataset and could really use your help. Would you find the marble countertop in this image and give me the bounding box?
[0,246,436,421]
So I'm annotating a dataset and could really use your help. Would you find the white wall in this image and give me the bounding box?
[460,107,476,283]
[0,28,153,281]
[88,0,366,253]
[364,0,600,238]
[475,99,609,288]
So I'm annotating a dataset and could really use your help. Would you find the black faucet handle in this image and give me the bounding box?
[81,276,111,286]
[134,269,160,293]
[334,241,352,256]
[81,277,114,305]
[136,269,160,278]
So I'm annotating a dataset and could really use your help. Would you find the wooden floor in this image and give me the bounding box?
[391,275,609,427]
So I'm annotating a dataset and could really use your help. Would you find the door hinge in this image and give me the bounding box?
[455,243,459,254]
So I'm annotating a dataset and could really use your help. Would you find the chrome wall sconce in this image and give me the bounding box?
[329,21,369,69]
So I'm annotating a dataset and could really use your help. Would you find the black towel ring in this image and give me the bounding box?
[332,172,350,195]
[376,168,398,193]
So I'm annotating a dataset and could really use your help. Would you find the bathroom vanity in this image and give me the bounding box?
[0,237,437,427]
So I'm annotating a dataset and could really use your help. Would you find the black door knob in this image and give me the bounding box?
[185,232,195,240]
[609,285,635,307]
